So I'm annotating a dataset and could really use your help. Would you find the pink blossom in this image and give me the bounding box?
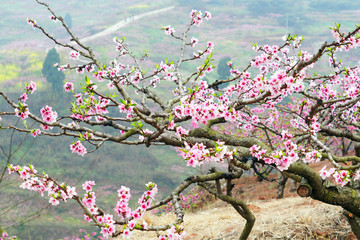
[49,197,59,206]
[64,82,74,92]
[122,228,132,239]
[19,169,31,180]
[25,81,37,94]
[69,50,80,60]
[168,120,175,130]
[66,186,77,198]
[204,11,212,20]
[19,93,28,102]
[15,104,30,120]
[128,220,136,230]
[176,126,189,139]
[163,25,175,35]
[190,37,199,47]
[49,15,57,22]
[40,105,58,124]
[82,181,95,192]
[27,17,37,29]
[31,129,41,137]
[70,141,87,156]
[207,41,214,51]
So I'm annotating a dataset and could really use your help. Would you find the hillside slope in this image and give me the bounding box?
[130,197,353,240]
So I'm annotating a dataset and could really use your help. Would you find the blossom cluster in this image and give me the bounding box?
[159,225,186,240]
[189,9,211,27]
[250,142,323,172]
[14,103,30,120]
[82,181,158,239]
[114,182,158,238]
[14,81,37,120]
[118,99,135,119]
[69,50,80,60]
[250,131,301,171]
[69,94,110,122]
[0,232,18,240]
[163,25,175,35]
[40,105,58,124]
[31,129,41,137]
[25,81,37,94]
[93,61,128,83]
[70,141,87,156]
[26,17,37,29]
[319,166,360,186]
[8,164,77,206]
[172,80,269,132]
[80,181,115,238]
[8,163,166,239]
[179,141,234,167]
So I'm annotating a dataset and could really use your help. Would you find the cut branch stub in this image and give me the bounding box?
[297,178,313,197]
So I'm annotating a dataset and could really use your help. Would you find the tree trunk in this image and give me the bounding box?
[286,162,360,217]
[297,177,313,197]
[289,179,297,192]
[344,210,360,239]
[277,172,288,199]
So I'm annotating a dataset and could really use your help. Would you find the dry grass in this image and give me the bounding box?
[117,197,353,240]
[115,171,355,239]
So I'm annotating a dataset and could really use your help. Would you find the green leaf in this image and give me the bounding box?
[131,121,143,129]
[187,87,193,94]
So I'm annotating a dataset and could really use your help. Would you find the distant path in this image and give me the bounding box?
[79,6,175,44]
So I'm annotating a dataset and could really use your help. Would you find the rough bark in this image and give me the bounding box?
[289,179,297,192]
[286,162,360,217]
[344,210,360,239]
[297,177,313,197]
[277,172,288,199]
[198,181,255,240]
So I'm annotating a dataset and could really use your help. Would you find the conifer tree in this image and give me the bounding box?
[42,48,65,93]
[64,13,72,29]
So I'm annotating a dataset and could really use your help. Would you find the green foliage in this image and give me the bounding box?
[42,48,65,93]
[0,63,21,83]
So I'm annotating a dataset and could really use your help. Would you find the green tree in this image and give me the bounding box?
[64,13,72,29]
[217,56,231,79]
[215,56,231,88]
[42,48,65,93]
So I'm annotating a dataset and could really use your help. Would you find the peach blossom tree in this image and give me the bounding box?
[2,1,360,239]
